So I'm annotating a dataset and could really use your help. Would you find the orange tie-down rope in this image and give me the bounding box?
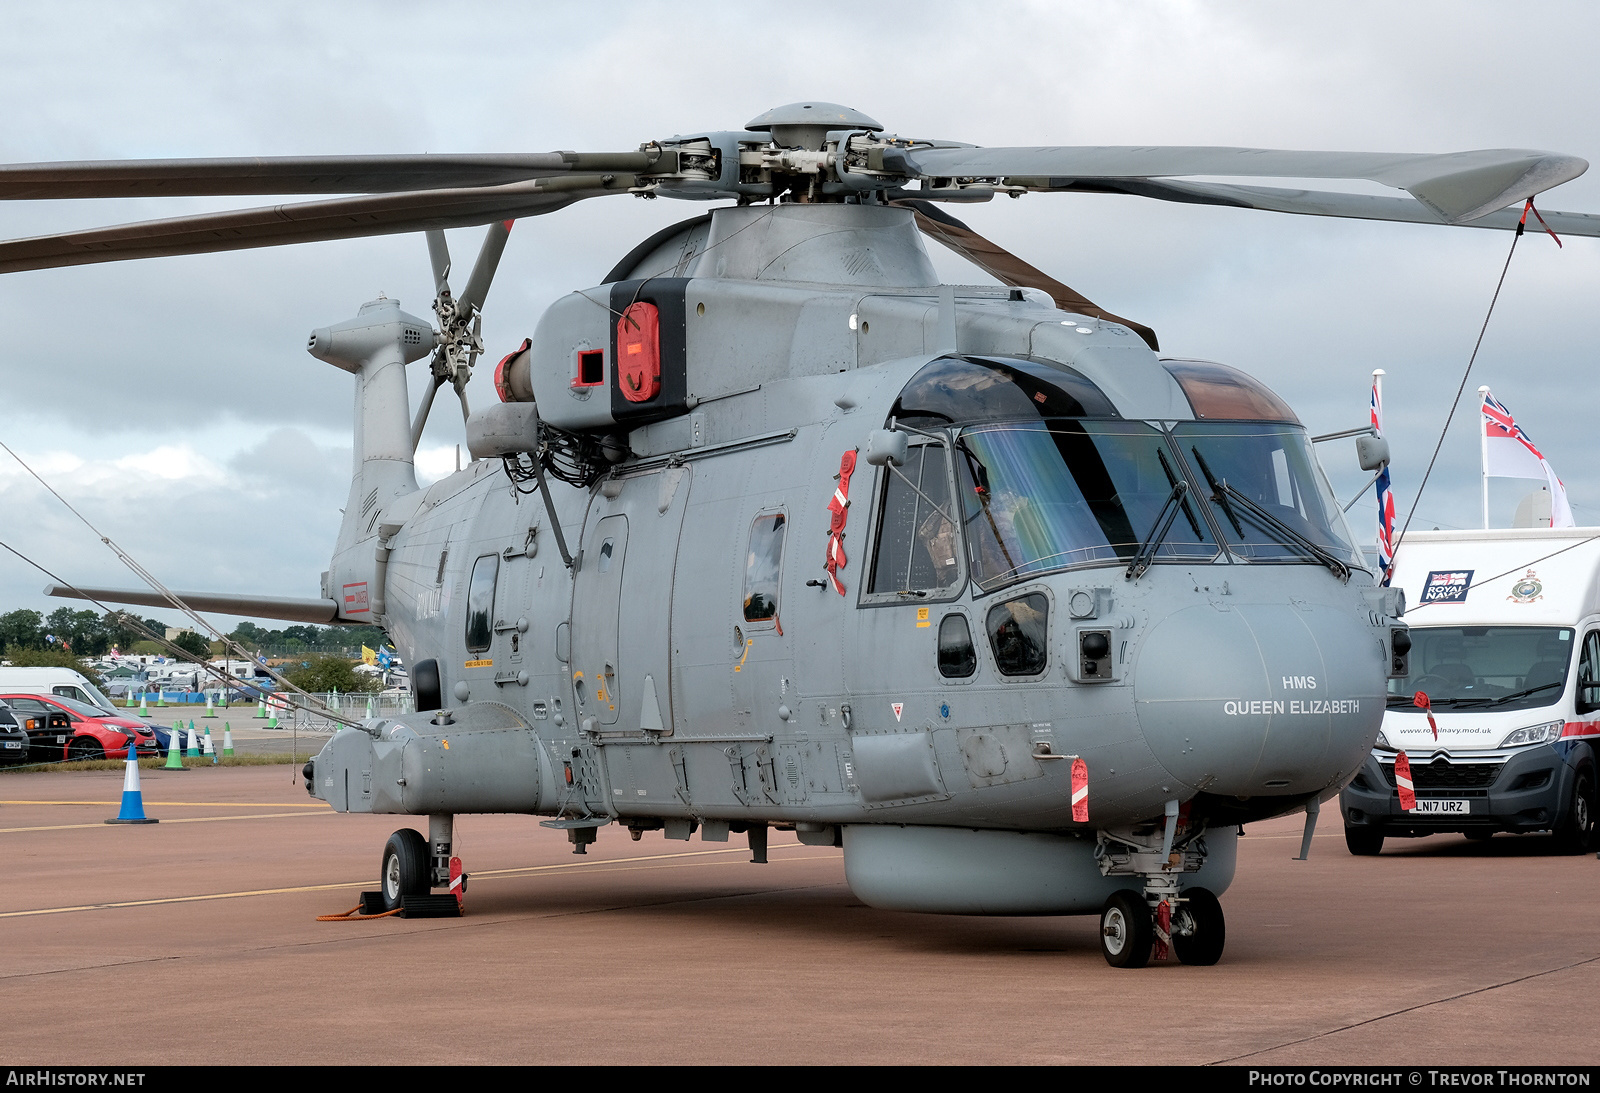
[316,903,404,922]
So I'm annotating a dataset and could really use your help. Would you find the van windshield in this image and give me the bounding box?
[1389,626,1573,712]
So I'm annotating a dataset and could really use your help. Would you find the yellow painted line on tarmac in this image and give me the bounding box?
[1,800,329,808]
[0,811,337,833]
[0,841,825,919]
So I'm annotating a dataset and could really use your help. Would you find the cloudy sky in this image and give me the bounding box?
[2,0,1598,631]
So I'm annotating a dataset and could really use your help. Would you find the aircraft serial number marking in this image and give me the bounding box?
[1222,699,1362,716]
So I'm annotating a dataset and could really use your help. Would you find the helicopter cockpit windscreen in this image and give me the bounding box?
[957,420,1219,592]
[1173,421,1362,569]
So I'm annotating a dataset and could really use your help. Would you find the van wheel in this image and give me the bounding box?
[1345,824,1384,855]
[1553,771,1596,854]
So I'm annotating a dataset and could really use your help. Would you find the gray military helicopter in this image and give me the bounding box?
[16,103,1600,966]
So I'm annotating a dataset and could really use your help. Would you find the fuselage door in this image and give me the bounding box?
[571,513,629,727]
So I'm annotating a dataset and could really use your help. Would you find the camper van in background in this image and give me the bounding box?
[0,667,118,715]
[1341,527,1600,854]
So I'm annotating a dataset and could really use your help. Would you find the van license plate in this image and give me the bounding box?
[1414,799,1470,814]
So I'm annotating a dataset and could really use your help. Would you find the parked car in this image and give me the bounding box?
[0,693,161,762]
[0,703,30,765]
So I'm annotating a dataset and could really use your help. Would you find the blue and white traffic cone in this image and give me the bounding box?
[106,740,157,824]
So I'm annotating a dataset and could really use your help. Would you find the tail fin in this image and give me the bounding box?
[307,297,436,622]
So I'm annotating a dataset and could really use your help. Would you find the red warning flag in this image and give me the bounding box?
[449,856,466,909]
[1071,757,1089,822]
[1413,691,1438,741]
[1395,751,1416,811]
[1153,898,1172,962]
[823,450,857,595]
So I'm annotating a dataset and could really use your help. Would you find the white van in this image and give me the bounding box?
[0,667,119,714]
[1340,527,1600,853]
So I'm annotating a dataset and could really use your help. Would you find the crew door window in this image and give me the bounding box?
[465,554,499,653]
[744,513,787,626]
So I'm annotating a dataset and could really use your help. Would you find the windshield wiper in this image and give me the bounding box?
[1126,480,1189,581]
[1489,681,1565,706]
[1190,446,1348,581]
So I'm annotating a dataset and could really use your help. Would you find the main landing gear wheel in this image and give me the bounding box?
[1344,825,1384,856]
[1553,769,1596,855]
[381,828,429,911]
[1171,887,1226,966]
[1100,889,1153,969]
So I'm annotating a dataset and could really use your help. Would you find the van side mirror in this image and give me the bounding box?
[1356,434,1390,472]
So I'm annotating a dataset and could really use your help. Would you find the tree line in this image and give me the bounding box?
[0,608,389,660]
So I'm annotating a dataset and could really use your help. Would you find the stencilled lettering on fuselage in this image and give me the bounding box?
[1222,698,1361,716]
[1282,675,1318,690]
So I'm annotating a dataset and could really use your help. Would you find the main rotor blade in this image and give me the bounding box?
[892,198,1158,351]
[1043,177,1600,237]
[426,230,452,296]
[891,145,1588,224]
[0,152,658,199]
[460,219,513,315]
[45,583,338,625]
[0,175,633,274]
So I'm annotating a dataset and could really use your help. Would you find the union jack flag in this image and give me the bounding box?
[1371,378,1395,585]
[1481,389,1574,527]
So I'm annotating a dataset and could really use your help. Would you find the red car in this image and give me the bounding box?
[1,693,161,762]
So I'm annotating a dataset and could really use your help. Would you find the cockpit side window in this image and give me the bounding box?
[464,554,499,653]
[865,443,962,601]
[986,593,1050,677]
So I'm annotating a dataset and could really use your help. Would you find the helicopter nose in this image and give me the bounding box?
[1132,601,1386,798]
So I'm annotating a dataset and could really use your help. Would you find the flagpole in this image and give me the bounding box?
[1478,385,1491,530]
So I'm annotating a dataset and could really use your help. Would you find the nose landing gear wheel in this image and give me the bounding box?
[380,828,429,911]
[1100,889,1153,968]
[1171,887,1226,965]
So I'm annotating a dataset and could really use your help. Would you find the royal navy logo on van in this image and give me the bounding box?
[1509,569,1544,603]
[1421,570,1474,603]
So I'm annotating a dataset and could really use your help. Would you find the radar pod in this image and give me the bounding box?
[106,740,157,824]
